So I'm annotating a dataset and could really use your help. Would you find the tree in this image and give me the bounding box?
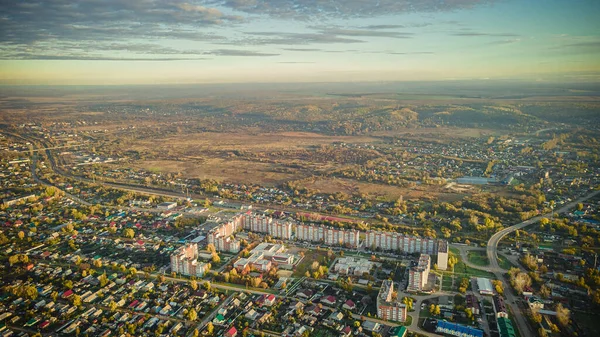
[123,228,135,239]
[18,231,25,240]
[187,308,198,321]
[354,321,361,328]
[429,304,440,316]
[99,273,109,287]
[465,308,473,320]
[8,255,19,266]
[402,297,413,311]
[448,256,459,271]
[540,285,551,299]
[109,301,118,312]
[206,243,216,253]
[556,303,570,326]
[72,294,82,307]
[206,322,214,335]
[190,280,198,291]
[128,267,137,276]
[212,253,221,264]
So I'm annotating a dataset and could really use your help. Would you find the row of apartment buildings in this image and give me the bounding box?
[295,223,360,248]
[206,212,448,269]
[170,243,209,277]
[207,213,294,253]
[239,212,293,240]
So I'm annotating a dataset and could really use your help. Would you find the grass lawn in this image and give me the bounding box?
[497,254,517,270]
[467,250,489,267]
[450,247,460,255]
[400,315,413,326]
[448,261,495,279]
[293,249,332,277]
[442,275,454,291]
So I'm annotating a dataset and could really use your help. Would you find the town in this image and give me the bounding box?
[1,114,600,337]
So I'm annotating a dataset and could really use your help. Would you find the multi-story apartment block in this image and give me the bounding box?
[295,224,360,248]
[366,231,448,269]
[240,212,292,240]
[407,254,431,292]
[436,240,448,271]
[207,217,242,253]
[170,243,208,277]
[377,280,407,322]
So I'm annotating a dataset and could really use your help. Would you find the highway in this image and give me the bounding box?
[486,189,600,337]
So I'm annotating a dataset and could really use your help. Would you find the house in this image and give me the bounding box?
[225,326,238,337]
[214,314,225,324]
[362,321,380,332]
[341,326,352,337]
[62,290,74,299]
[306,305,322,315]
[342,300,356,311]
[321,295,336,306]
[264,294,276,306]
[297,289,314,299]
[329,312,344,321]
[391,326,407,337]
[245,310,260,321]
[528,296,544,310]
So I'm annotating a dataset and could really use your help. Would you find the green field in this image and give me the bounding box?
[442,274,454,291]
[293,249,332,277]
[497,254,517,270]
[467,250,489,267]
[446,247,495,279]
[451,261,495,278]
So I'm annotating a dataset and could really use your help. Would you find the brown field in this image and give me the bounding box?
[129,131,379,152]
[126,131,382,185]
[371,127,500,139]
[133,158,297,185]
[301,177,471,202]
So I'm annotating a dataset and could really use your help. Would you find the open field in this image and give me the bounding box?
[467,250,490,267]
[292,249,332,277]
[497,254,518,270]
[301,177,470,202]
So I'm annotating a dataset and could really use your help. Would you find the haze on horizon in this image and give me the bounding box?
[0,0,599,85]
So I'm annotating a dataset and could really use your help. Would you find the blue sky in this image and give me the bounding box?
[0,0,598,84]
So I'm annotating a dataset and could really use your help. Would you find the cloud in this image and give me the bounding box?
[212,0,497,18]
[282,48,323,52]
[560,41,600,48]
[487,39,522,45]
[0,0,241,60]
[237,32,366,45]
[208,49,279,56]
[0,54,207,61]
[277,61,315,64]
[386,51,434,55]
[451,32,520,37]
[360,24,406,30]
[316,28,413,39]
[359,23,431,29]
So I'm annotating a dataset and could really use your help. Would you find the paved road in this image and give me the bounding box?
[486,189,600,337]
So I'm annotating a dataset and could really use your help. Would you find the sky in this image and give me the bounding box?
[0,0,599,85]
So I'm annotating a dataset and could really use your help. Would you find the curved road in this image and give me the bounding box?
[486,189,600,337]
